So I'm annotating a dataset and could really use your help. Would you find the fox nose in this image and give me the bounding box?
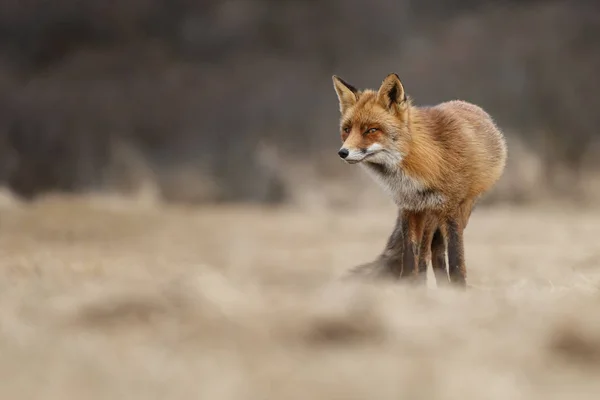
[338,148,349,159]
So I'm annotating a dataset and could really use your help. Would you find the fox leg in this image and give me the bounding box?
[431,225,449,286]
[400,211,426,281]
[416,222,434,284]
[446,215,466,287]
[446,199,476,287]
[446,199,477,288]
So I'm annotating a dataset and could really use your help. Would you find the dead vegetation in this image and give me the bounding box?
[0,195,599,399]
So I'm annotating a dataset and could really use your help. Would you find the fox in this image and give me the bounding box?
[332,73,507,287]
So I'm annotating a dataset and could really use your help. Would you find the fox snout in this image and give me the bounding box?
[338,145,382,164]
[338,147,371,164]
[338,147,363,163]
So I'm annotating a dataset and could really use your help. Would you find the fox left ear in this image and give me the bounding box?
[377,73,407,112]
[332,75,358,114]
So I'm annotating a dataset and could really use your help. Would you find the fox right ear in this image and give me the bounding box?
[376,73,406,113]
[332,75,358,114]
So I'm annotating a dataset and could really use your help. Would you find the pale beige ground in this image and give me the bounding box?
[0,194,600,399]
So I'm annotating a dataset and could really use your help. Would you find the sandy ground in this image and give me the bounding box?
[0,194,599,399]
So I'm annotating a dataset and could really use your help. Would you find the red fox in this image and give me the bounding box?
[333,73,507,287]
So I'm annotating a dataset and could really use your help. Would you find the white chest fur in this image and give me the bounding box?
[360,163,445,211]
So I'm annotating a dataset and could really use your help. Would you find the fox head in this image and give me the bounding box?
[332,73,411,168]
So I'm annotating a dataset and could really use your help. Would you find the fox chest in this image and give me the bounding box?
[361,164,445,211]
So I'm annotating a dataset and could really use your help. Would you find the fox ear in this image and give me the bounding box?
[377,73,406,112]
[332,75,358,114]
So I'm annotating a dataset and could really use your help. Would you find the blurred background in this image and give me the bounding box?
[0,0,598,209]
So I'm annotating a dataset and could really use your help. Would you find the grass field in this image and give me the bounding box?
[0,194,599,399]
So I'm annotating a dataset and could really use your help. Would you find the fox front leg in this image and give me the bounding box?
[417,225,434,285]
[431,226,450,286]
[400,211,426,282]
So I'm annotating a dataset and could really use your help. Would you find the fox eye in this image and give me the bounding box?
[365,128,378,134]
[343,127,350,133]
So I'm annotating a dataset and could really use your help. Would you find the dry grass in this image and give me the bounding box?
[0,194,600,399]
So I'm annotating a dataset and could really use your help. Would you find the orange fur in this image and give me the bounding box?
[333,73,507,287]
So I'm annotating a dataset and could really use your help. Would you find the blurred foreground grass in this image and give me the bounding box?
[0,194,599,399]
